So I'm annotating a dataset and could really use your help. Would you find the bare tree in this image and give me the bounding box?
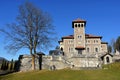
[108,45,112,53]
[0,2,55,70]
[111,38,116,53]
[116,36,120,52]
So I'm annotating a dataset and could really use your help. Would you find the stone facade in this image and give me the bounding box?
[59,18,108,58]
[19,52,120,71]
[19,54,43,72]
[18,18,120,71]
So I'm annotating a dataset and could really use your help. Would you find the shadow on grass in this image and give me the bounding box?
[0,70,15,76]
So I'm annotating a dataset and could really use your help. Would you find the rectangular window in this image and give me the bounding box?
[86,40,90,43]
[96,40,98,43]
[69,48,70,52]
[68,40,74,44]
[69,47,74,52]
[95,48,98,52]
[71,48,73,52]
[88,40,90,43]
[94,40,98,43]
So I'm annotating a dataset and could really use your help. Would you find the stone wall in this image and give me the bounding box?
[19,53,120,71]
[19,55,70,71]
[19,54,41,72]
[42,56,70,70]
[69,57,100,68]
[19,54,102,71]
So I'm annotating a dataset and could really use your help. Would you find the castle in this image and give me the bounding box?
[19,18,120,71]
[59,18,108,57]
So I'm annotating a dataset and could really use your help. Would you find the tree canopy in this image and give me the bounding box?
[0,2,56,70]
[0,2,55,54]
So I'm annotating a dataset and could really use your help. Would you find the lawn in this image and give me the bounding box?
[0,62,120,80]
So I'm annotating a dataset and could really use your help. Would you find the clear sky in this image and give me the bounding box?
[0,0,120,60]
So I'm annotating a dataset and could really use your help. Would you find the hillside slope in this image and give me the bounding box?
[0,62,120,80]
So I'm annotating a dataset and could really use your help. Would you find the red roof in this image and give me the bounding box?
[72,18,86,23]
[58,34,103,44]
[62,35,74,39]
[61,34,102,39]
[85,34,102,39]
[75,46,85,50]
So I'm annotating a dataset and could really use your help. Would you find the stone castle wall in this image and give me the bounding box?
[18,51,120,72]
[19,55,41,72]
[70,57,100,67]
[19,55,70,71]
[19,54,104,71]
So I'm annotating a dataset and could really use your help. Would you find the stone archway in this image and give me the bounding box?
[102,54,113,64]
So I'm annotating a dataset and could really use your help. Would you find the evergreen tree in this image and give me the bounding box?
[2,59,5,70]
[0,59,4,70]
[115,36,120,52]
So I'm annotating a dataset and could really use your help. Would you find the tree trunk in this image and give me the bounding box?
[32,54,35,70]
[30,47,35,70]
[33,45,36,70]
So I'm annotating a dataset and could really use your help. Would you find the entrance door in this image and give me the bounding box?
[106,57,110,63]
[78,50,82,54]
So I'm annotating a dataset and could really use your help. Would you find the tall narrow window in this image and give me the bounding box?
[78,35,82,41]
[87,48,89,52]
[95,48,98,52]
[71,40,73,43]
[61,47,63,51]
[71,48,73,52]
[69,48,70,52]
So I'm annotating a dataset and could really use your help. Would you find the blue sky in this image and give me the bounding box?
[0,0,120,60]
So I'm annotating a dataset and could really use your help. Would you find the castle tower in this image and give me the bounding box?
[72,18,86,54]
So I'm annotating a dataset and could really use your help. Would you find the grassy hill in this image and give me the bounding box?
[0,62,120,80]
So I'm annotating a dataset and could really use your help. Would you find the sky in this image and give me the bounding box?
[0,0,120,60]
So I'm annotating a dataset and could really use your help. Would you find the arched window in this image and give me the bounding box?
[106,57,110,63]
[75,24,77,27]
[81,24,84,27]
[78,24,80,27]
[61,47,63,51]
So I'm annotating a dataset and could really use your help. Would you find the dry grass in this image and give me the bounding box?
[0,63,120,80]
